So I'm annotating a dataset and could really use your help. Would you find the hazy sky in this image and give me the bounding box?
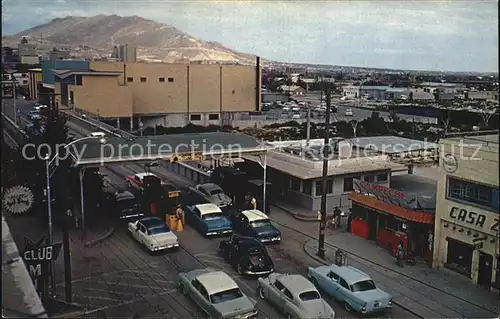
[2,0,498,72]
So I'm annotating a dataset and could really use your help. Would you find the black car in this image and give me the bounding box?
[218,235,274,277]
[231,209,281,244]
[110,191,144,220]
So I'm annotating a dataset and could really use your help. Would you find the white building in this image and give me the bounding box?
[12,72,29,88]
[433,134,499,290]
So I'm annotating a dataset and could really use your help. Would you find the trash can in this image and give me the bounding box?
[167,214,178,230]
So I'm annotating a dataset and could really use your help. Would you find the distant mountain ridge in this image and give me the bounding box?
[1,14,258,64]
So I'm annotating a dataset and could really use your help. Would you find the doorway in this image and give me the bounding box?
[478,252,493,289]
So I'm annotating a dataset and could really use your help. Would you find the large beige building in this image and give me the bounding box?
[433,134,499,290]
[52,61,261,128]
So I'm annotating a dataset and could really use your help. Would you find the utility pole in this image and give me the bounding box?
[317,84,331,259]
[350,120,359,137]
[306,102,311,147]
[63,209,72,302]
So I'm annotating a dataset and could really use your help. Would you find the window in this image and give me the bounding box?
[303,180,312,195]
[315,180,333,196]
[445,238,473,277]
[274,280,285,291]
[127,77,134,83]
[343,177,354,192]
[140,77,147,83]
[291,177,300,191]
[299,291,320,301]
[283,289,294,300]
[159,77,165,82]
[377,173,388,182]
[328,271,340,280]
[168,77,174,82]
[22,80,28,84]
[339,278,350,290]
[211,288,243,304]
[75,75,82,86]
[447,177,496,210]
[350,280,376,292]
[190,114,201,121]
[363,175,375,183]
[208,114,219,120]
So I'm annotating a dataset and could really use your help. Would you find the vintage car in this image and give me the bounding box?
[218,235,274,276]
[231,209,281,243]
[110,191,144,220]
[185,203,233,236]
[178,268,258,319]
[128,217,179,252]
[126,172,166,192]
[257,273,335,319]
[307,265,392,314]
[189,183,232,209]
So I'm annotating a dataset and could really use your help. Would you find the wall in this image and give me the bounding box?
[21,55,40,65]
[28,71,42,99]
[42,59,89,84]
[69,75,133,117]
[433,137,499,286]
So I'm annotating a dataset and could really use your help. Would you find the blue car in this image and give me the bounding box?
[307,264,392,314]
[231,210,281,243]
[185,203,233,236]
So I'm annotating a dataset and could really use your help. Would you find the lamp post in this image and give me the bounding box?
[45,135,107,298]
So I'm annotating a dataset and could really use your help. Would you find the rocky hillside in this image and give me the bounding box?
[2,14,258,64]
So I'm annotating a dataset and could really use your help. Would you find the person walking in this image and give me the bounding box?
[333,206,342,229]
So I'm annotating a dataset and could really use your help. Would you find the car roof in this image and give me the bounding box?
[234,235,264,249]
[114,191,135,200]
[135,172,158,179]
[241,210,268,222]
[90,132,106,137]
[196,271,239,295]
[195,203,222,215]
[199,183,221,191]
[277,274,316,295]
[330,265,372,285]
[139,217,166,229]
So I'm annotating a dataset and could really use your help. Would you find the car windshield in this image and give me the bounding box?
[209,188,224,195]
[148,225,170,235]
[210,288,243,304]
[202,213,224,221]
[250,220,271,228]
[118,198,137,209]
[299,290,321,301]
[350,280,377,292]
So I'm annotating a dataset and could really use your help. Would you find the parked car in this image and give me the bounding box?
[178,268,258,318]
[185,203,232,236]
[218,235,274,276]
[231,209,281,243]
[126,172,162,192]
[110,191,144,220]
[257,273,335,319]
[307,265,392,314]
[345,108,353,116]
[128,216,179,252]
[89,131,106,138]
[189,183,232,209]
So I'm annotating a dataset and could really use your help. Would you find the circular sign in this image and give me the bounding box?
[2,186,35,215]
[443,154,458,173]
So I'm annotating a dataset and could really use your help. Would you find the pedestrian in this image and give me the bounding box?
[333,206,342,229]
[175,204,185,227]
[251,196,257,210]
[346,209,353,233]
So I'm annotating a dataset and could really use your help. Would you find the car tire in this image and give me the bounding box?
[237,263,244,275]
[344,301,353,312]
[258,287,266,300]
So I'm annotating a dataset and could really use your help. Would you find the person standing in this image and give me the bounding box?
[175,204,185,228]
[333,206,342,229]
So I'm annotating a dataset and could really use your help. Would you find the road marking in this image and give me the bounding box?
[73,294,124,303]
[74,286,140,297]
[100,274,177,285]
[74,288,178,316]
[89,280,176,290]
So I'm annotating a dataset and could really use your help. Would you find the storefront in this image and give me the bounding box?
[350,179,436,266]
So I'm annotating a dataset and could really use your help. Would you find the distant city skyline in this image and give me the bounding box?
[2,0,498,73]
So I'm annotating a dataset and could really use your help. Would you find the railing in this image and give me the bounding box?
[2,112,28,146]
[60,110,134,138]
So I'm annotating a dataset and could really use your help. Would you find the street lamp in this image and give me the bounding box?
[44,135,107,298]
[139,121,144,137]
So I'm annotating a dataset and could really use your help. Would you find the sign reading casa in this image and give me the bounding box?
[448,206,499,235]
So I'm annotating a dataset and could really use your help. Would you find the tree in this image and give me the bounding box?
[439,109,452,134]
[478,109,495,129]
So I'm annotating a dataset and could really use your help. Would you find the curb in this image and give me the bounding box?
[272,204,334,222]
[301,239,424,319]
[84,226,115,248]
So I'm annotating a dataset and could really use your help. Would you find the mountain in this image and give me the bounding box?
[1,14,258,64]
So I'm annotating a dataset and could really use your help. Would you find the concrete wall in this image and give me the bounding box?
[433,136,499,286]
[28,71,42,99]
[42,60,89,84]
[69,75,133,117]
[88,62,260,117]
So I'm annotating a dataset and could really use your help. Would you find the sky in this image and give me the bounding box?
[2,0,498,72]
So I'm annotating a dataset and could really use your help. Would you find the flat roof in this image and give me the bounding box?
[344,136,438,154]
[51,69,122,79]
[71,132,273,166]
[390,174,437,210]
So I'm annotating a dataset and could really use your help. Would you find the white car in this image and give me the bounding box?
[258,273,335,319]
[89,131,106,138]
[282,106,291,111]
[126,172,162,191]
[345,108,353,116]
[128,216,179,252]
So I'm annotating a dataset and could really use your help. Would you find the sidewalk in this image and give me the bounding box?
[303,231,499,318]
[273,200,351,221]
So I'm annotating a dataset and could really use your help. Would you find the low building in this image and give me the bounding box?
[342,86,360,98]
[412,91,435,101]
[359,85,391,100]
[28,68,43,100]
[49,48,71,61]
[467,91,489,101]
[280,85,306,96]
[12,72,29,88]
[20,55,40,65]
[262,92,289,103]
[242,138,409,212]
[112,44,137,62]
[385,87,412,100]
[433,134,499,290]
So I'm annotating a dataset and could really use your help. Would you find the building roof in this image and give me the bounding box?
[195,203,222,215]
[71,132,273,166]
[277,274,315,294]
[241,209,268,222]
[196,271,239,295]
[359,85,391,90]
[390,174,437,209]
[386,87,411,93]
[50,69,122,79]
[28,68,42,72]
[344,136,438,154]
[349,192,434,224]
[330,265,372,285]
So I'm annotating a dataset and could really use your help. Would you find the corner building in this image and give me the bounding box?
[433,134,499,290]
